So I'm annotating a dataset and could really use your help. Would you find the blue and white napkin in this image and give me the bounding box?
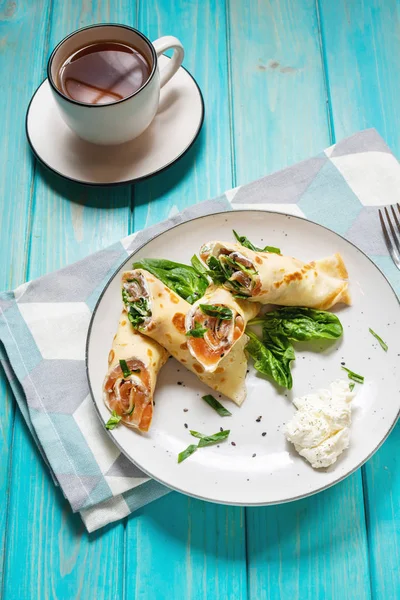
[1,129,399,532]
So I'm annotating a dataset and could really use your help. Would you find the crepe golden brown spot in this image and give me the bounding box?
[170,293,180,304]
[193,363,204,374]
[165,333,172,343]
[180,342,188,350]
[255,256,262,265]
[147,349,153,357]
[172,312,186,334]
[108,350,115,364]
[215,367,224,374]
[274,270,303,288]
[121,320,127,326]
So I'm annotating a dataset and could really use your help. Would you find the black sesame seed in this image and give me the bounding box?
[220,427,223,432]
[183,408,188,412]
[341,361,345,365]
[231,441,236,446]
[184,423,188,429]
[262,432,266,437]
[256,416,262,422]
[177,381,183,385]
[252,453,256,458]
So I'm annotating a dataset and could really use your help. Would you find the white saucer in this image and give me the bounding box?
[26,56,204,186]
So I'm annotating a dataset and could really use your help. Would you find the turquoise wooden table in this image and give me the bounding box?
[0,1,399,598]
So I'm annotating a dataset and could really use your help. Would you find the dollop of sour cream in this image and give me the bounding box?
[285,379,355,469]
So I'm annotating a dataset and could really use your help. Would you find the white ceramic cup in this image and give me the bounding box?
[47,24,184,145]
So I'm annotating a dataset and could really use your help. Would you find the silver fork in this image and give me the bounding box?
[379,204,400,270]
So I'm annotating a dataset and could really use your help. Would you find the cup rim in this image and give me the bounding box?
[47,23,157,108]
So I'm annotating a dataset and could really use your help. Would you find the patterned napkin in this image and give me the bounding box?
[1,129,399,532]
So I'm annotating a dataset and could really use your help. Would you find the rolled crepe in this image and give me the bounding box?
[200,241,350,310]
[103,311,168,432]
[122,269,249,405]
[185,286,259,373]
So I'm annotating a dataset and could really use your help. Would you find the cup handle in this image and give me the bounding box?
[152,36,184,88]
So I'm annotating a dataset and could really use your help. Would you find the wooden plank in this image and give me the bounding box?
[125,1,247,598]
[228,0,331,185]
[0,0,52,591]
[227,1,372,597]
[318,1,400,596]
[128,494,246,600]
[133,0,233,230]
[2,1,137,598]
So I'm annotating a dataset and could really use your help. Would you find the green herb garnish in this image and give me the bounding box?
[122,291,152,328]
[105,410,122,430]
[201,394,232,416]
[249,307,343,341]
[186,321,208,338]
[206,256,227,284]
[190,429,230,447]
[342,367,364,384]
[177,444,198,463]
[349,382,355,392]
[119,359,131,378]
[245,329,294,389]
[369,328,388,352]
[199,304,233,320]
[233,230,281,254]
[132,258,208,304]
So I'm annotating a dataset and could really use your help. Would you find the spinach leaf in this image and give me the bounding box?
[191,254,208,276]
[245,330,294,389]
[251,307,343,341]
[233,230,281,254]
[201,394,232,416]
[206,256,229,285]
[105,410,122,430]
[199,304,233,320]
[186,322,208,338]
[132,258,208,304]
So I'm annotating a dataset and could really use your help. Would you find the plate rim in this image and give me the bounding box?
[25,66,205,187]
[86,208,400,506]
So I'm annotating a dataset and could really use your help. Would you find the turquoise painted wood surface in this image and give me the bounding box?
[0,1,399,599]
[318,2,400,597]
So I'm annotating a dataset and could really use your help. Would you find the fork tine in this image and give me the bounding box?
[384,207,400,255]
[379,209,400,269]
[391,205,400,232]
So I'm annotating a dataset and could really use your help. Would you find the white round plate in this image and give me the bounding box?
[87,210,400,505]
[26,56,204,186]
